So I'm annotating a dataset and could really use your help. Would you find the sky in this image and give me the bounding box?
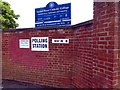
[3,0,93,28]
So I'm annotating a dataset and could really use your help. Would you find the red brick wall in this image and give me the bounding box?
[72,24,93,88]
[2,29,75,88]
[92,2,120,88]
[2,22,93,88]
[118,1,120,88]
[2,1,120,88]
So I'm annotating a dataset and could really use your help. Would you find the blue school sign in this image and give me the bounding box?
[35,2,71,28]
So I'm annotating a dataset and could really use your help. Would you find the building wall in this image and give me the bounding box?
[2,2,120,88]
[2,28,75,88]
[72,24,93,88]
[118,1,120,88]
[93,2,120,88]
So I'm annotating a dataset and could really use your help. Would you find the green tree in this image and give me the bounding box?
[0,0,20,29]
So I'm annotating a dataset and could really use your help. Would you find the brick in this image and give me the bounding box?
[98,41,107,45]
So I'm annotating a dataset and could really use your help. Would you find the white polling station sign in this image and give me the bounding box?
[31,37,49,51]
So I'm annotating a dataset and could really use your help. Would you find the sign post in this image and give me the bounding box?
[35,2,71,27]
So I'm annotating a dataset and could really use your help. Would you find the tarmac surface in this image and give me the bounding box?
[2,79,54,90]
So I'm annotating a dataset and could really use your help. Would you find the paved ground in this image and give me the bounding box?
[2,79,54,90]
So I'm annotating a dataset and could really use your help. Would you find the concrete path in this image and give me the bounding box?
[2,79,53,90]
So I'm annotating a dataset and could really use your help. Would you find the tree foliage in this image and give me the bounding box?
[0,0,20,29]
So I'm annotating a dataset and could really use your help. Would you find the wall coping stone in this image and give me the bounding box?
[2,20,93,32]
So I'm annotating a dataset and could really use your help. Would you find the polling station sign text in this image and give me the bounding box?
[31,37,49,51]
[35,2,71,27]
